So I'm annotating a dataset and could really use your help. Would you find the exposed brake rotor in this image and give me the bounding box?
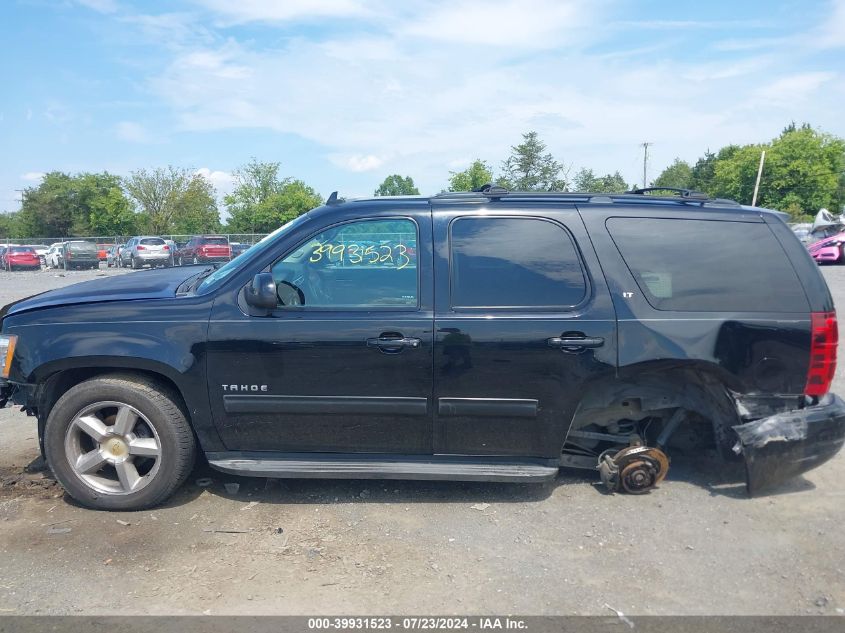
[597,445,669,494]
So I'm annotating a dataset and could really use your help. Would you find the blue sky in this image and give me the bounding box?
[1,0,844,214]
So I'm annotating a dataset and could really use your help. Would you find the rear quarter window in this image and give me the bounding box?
[606,217,809,312]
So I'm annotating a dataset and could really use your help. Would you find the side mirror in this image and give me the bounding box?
[245,272,277,309]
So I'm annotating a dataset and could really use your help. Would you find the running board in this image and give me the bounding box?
[206,452,559,483]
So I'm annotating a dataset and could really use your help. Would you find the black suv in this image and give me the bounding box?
[1,186,843,510]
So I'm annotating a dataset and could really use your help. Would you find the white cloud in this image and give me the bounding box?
[195,167,235,193]
[330,154,385,172]
[194,0,370,24]
[20,172,45,182]
[75,0,120,13]
[115,121,154,143]
[756,72,837,104]
[402,0,596,49]
[816,0,845,48]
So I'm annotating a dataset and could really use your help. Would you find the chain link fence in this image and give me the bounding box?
[2,234,269,249]
[0,233,269,269]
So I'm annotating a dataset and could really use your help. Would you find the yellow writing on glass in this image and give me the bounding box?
[309,243,412,269]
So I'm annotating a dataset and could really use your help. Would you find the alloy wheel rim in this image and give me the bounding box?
[64,401,162,495]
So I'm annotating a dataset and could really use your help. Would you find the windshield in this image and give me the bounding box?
[196,213,312,294]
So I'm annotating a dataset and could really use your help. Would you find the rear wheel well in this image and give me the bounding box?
[566,367,741,461]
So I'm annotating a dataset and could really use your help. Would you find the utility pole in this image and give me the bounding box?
[751,150,766,207]
[641,142,652,188]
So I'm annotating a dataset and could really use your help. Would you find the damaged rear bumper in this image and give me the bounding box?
[733,393,845,495]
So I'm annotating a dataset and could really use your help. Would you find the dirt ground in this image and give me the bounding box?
[0,265,844,615]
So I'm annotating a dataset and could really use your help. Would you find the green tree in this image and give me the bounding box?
[374,174,420,196]
[17,172,78,237]
[573,168,628,192]
[16,171,135,237]
[0,212,19,238]
[76,173,137,236]
[224,160,321,233]
[124,167,219,235]
[761,125,845,215]
[170,175,220,234]
[499,131,569,191]
[447,159,493,191]
[689,149,717,192]
[699,125,845,218]
[652,158,693,191]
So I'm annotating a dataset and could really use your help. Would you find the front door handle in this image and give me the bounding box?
[367,335,422,353]
[547,335,605,353]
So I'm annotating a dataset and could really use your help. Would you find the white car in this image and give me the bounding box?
[45,242,65,269]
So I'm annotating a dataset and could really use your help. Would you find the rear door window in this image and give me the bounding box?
[449,217,587,309]
[606,217,808,312]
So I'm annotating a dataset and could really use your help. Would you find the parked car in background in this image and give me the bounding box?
[25,245,49,266]
[229,242,252,258]
[106,244,124,268]
[61,241,99,270]
[96,243,114,262]
[808,232,845,264]
[2,246,41,271]
[121,236,171,269]
[175,235,231,265]
[45,243,64,269]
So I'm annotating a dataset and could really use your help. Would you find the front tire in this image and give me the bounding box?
[44,374,196,511]
[131,257,140,270]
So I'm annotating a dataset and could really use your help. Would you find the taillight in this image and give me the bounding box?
[163,245,170,251]
[805,311,838,397]
[136,245,145,250]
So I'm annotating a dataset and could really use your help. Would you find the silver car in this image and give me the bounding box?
[120,236,172,269]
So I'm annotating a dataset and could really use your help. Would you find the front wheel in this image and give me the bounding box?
[44,374,196,511]
[131,257,140,270]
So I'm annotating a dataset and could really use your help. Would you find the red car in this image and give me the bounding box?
[175,235,231,265]
[3,246,41,271]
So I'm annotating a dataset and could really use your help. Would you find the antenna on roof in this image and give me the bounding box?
[326,191,340,205]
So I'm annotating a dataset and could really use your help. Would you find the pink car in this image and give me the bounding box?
[808,232,845,263]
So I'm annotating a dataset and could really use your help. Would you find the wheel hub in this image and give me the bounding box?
[597,445,669,495]
[104,435,129,460]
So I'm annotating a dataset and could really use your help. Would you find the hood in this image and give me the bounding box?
[1,266,202,317]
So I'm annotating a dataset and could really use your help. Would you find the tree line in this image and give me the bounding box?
[3,123,842,238]
[373,124,845,221]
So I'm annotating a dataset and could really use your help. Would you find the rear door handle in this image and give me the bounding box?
[367,335,422,353]
[547,335,605,352]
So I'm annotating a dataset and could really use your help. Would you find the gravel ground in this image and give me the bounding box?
[0,265,844,615]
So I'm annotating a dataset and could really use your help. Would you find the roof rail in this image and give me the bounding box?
[471,183,509,197]
[626,187,708,200]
